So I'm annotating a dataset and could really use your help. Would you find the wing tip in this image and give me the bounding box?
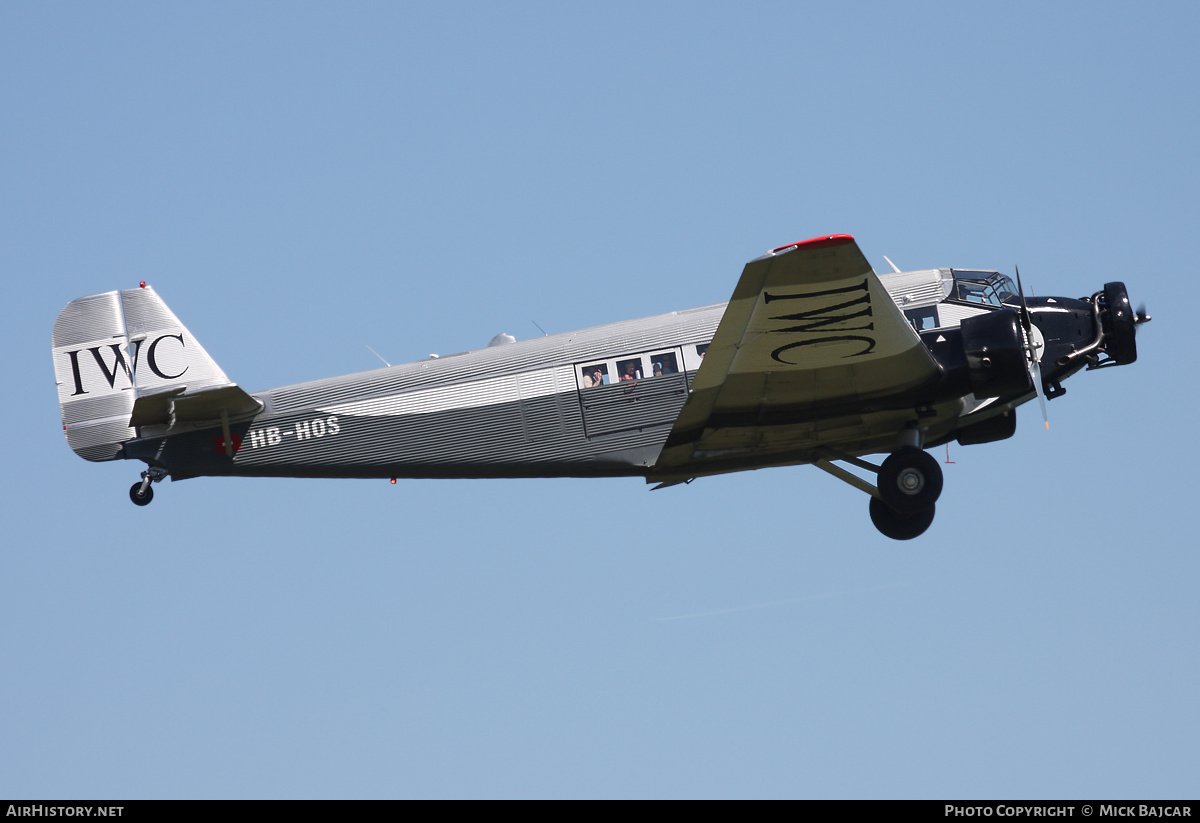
[771,234,855,254]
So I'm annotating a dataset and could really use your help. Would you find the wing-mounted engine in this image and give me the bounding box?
[958,309,1033,399]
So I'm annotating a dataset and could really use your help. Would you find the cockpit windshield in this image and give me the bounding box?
[952,270,1019,307]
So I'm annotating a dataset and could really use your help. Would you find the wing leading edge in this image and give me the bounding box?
[650,234,941,482]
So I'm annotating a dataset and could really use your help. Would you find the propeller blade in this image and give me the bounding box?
[1014,265,1033,334]
[1135,303,1152,326]
[1016,265,1048,429]
[1031,356,1049,430]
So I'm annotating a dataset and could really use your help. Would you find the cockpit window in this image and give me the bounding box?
[952,271,1019,308]
[955,280,995,305]
[993,275,1018,304]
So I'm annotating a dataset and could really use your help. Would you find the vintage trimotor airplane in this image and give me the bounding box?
[52,234,1148,539]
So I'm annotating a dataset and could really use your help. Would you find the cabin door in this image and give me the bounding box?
[575,348,688,439]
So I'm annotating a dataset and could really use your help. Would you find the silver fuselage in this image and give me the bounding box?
[123,269,1004,483]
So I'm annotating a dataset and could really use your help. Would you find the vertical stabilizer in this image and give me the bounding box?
[52,285,234,461]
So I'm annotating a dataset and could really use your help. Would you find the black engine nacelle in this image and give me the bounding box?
[956,409,1017,445]
[959,309,1032,399]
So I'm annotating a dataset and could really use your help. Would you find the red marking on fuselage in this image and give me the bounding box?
[213,434,242,454]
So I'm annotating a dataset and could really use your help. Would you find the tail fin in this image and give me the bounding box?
[52,284,249,461]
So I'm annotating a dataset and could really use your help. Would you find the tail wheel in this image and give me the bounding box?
[870,498,935,541]
[129,482,154,506]
[877,447,943,514]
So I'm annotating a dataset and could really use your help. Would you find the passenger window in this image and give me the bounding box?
[580,363,609,388]
[578,347,690,390]
[904,306,939,331]
[615,358,642,382]
[648,351,679,377]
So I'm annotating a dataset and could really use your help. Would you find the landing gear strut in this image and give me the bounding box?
[814,444,943,540]
[129,467,166,507]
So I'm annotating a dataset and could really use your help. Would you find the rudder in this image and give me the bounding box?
[52,285,236,461]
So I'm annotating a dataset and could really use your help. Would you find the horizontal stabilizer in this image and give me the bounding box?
[172,384,263,424]
[127,387,185,427]
[129,384,263,427]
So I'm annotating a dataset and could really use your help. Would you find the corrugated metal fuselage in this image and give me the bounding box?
[125,304,727,482]
[58,247,1144,542]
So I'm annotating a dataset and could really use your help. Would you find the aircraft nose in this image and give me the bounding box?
[1103,281,1146,366]
[1027,282,1149,398]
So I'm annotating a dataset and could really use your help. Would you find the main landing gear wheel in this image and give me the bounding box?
[877,447,943,514]
[129,482,154,506]
[870,498,936,541]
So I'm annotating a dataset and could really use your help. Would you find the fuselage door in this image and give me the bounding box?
[575,347,689,439]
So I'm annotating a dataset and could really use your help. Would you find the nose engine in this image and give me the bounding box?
[1099,281,1150,366]
[1029,281,1150,396]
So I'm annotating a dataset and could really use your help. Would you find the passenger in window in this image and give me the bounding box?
[652,362,663,377]
[619,362,638,382]
[582,366,605,388]
[656,353,679,374]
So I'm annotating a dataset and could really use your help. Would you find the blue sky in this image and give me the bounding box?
[2,1,1196,798]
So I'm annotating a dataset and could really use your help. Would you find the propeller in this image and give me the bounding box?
[1014,265,1049,430]
[1135,303,1152,326]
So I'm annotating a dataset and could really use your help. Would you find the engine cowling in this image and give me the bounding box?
[956,409,1017,445]
[1103,281,1138,365]
[959,309,1032,399]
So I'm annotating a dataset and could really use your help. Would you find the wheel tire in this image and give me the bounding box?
[877,447,943,514]
[870,498,935,541]
[129,482,154,507]
[1104,281,1137,365]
